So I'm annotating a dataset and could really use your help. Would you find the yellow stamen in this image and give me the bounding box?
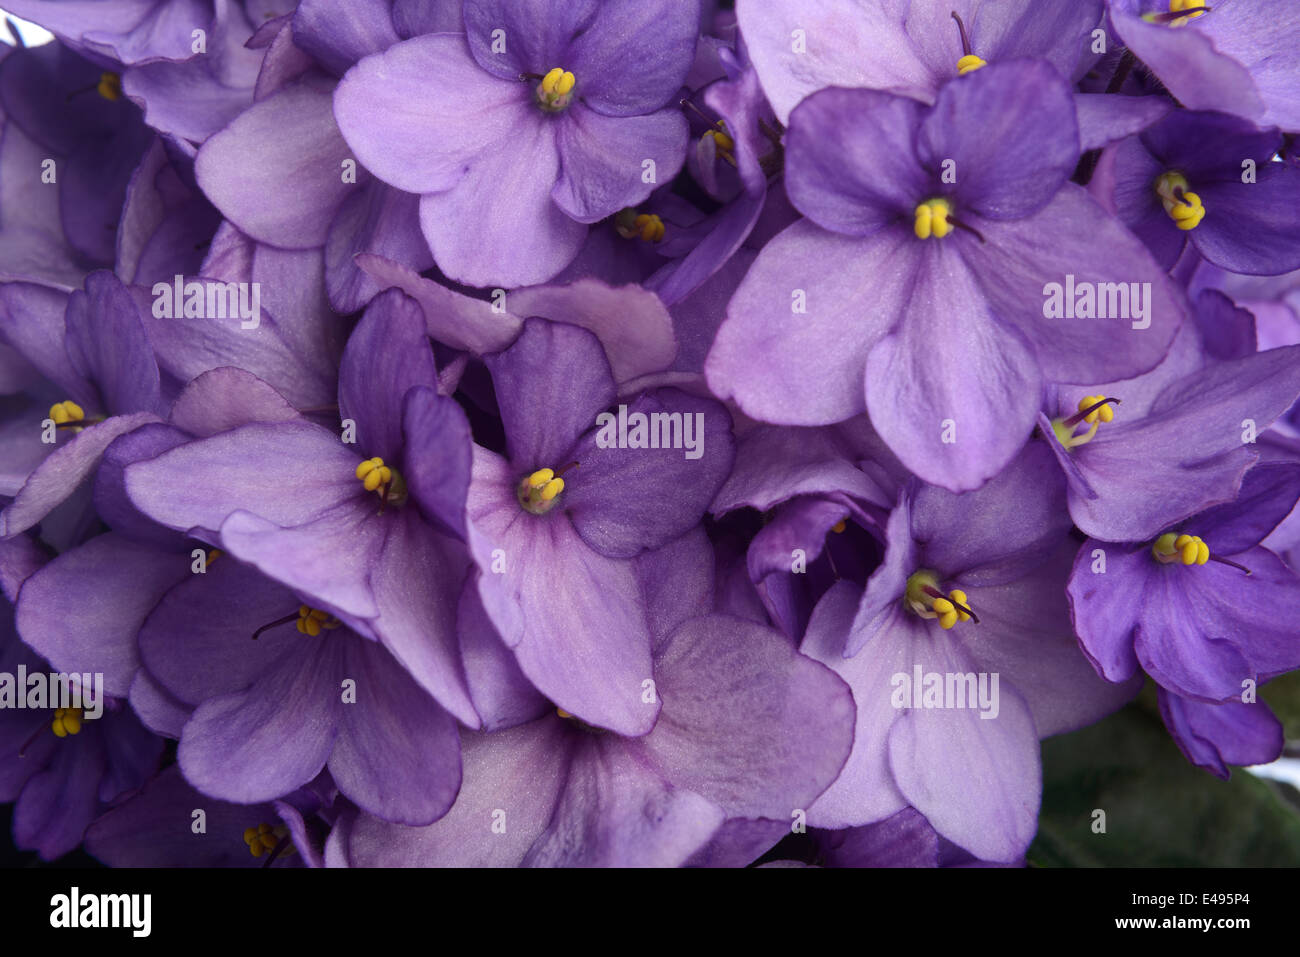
[1077,394,1114,426]
[1156,171,1205,231]
[1152,532,1210,566]
[518,465,568,514]
[904,572,974,629]
[633,213,665,243]
[97,71,122,101]
[537,67,576,111]
[355,456,407,506]
[48,400,85,426]
[295,605,341,636]
[707,125,735,153]
[831,519,847,534]
[1051,396,1116,450]
[243,822,293,858]
[51,707,83,738]
[914,198,953,240]
[956,54,986,75]
[1168,0,1207,20]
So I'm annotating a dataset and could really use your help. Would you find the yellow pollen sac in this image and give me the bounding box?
[97,71,122,101]
[1168,0,1207,20]
[51,707,83,738]
[831,519,847,534]
[518,466,567,514]
[914,198,953,240]
[1051,395,1117,450]
[707,125,736,153]
[537,67,576,111]
[633,213,665,243]
[1156,171,1205,231]
[1077,394,1114,426]
[904,571,974,628]
[956,54,986,75]
[296,605,341,636]
[355,456,392,492]
[48,400,85,426]
[1153,532,1210,566]
[243,822,294,859]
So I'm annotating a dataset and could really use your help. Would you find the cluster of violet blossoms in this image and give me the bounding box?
[0,0,1298,868]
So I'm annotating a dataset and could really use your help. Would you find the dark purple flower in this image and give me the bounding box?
[1095,110,1300,275]
[1068,463,1300,705]
[1106,0,1300,130]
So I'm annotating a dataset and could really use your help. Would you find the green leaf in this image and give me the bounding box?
[1028,702,1300,866]
[1261,671,1300,746]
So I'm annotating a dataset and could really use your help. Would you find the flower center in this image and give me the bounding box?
[97,71,122,101]
[1145,0,1209,25]
[296,605,341,637]
[49,399,85,427]
[1152,532,1208,565]
[1151,532,1253,574]
[51,707,84,738]
[252,604,342,640]
[243,822,295,860]
[518,466,567,515]
[904,570,977,630]
[1050,395,1118,449]
[615,208,668,242]
[1155,171,1205,231]
[355,456,407,507]
[914,198,953,239]
[536,67,576,112]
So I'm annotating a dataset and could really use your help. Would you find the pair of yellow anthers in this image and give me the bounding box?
[296,605,340,636]
[914,198,953,240]
[1156,171,1205,230]
[51,708,83,738]
[49,400,85,425]
[1153,533,1210,566]
[1168,0,1208,21]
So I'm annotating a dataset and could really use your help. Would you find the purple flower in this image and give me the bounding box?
[1156,690,1284,780]
[464,318,733,734]
[123,289,481,728]
[85,765,322,867]
[337,608,854,867]
[0,271,163,541]
[1095,110,1300,275]
[707,61,1183,490]
[1068,463,1300,706]
[136,553,463,824]
[1039,320,1300,542]
[738,0,1104,121]
[799,445,1137,861]
[0,537,162,861]
[1105,0,1300,130]
[332,0,699,286]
